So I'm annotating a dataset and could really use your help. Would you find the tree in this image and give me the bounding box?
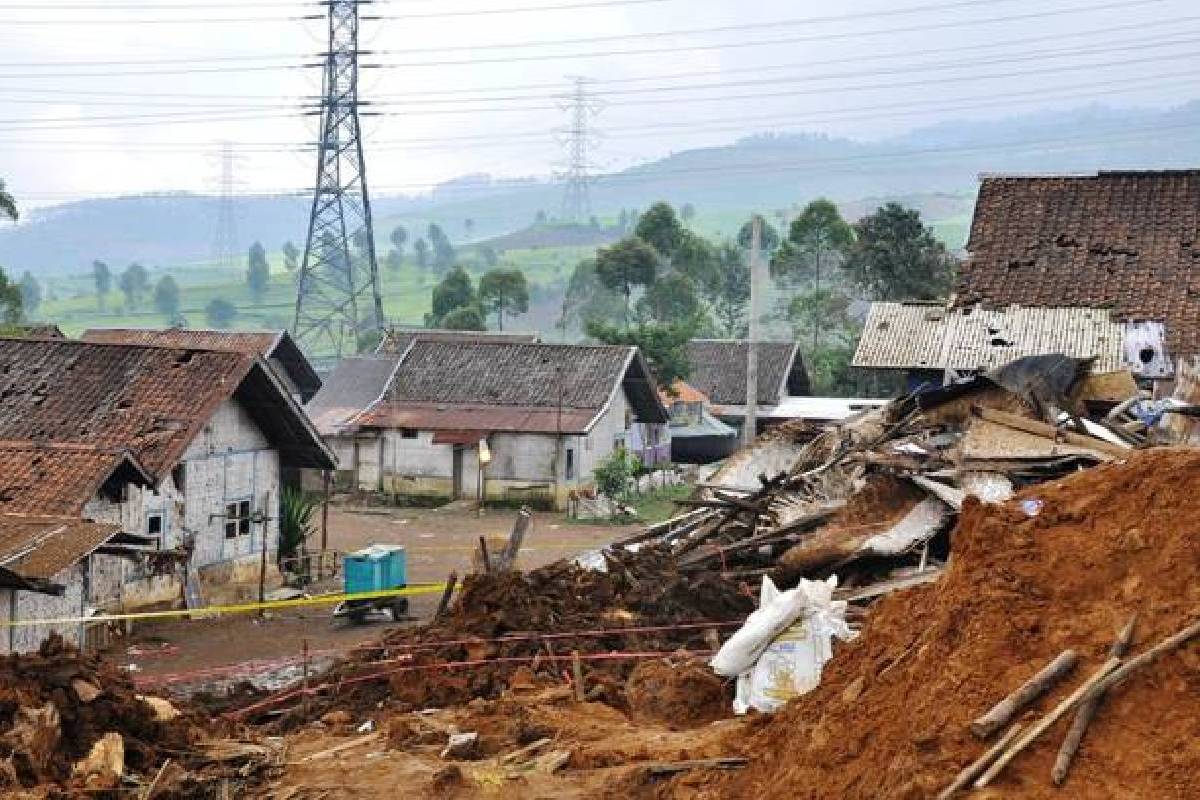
[205,297,238,328]
[413,238,429,270]
[773,199,855,349]
[560,258,625,333]
[0,268,22,323]
[680,202,696,225]
[18,272,40,315]
[281,241,300,272]
[709,243,750,337]
[843,202,956,301]
[586,319,694,388]
[636,272,703,326]
[634,202,685,261]
[428,266,477,326]
[478,268,529,330]
[119,262,149,307]
[594,237,657,325]
[0,179,16,222]
[439,305,486,331]
[427,223,456,272]
[92,260,112,309]
[736,217,781,253]
[247,241,270,301]
[153,275,180,320]
[390,224,407,256]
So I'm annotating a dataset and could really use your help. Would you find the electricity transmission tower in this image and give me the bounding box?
[293,0,384,355]
[557,77,602,223]
[210,141,240,270]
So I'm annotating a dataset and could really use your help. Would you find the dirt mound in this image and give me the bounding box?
[0,634,197,792]
[625,658,731,729]
[699,448,1200,800]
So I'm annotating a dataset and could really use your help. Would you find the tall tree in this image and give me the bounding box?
[0,268,22,323]
[92,260,112,309]
[586,320,694,388]
[390,224,407,256]
[843,202,956,301]
[635,202,685,261]
[246,241,270,301]
[281,241,300,272]
[594,237,657,326]
[118,262,149,307]
[17,272,40,315]
[478,268,529,330]
[560,258,625,333]
[439,305,486,331]
[426,223,456,272]
[0,179,17,222]
[205,297,238,328]
[413,237,429,270]
[154,275,181,321]
[636,272,704,326]
[709,243,750,337]
[773,199,854,349]
[428,266,477,326]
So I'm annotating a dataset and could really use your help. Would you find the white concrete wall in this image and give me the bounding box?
[1,562,86,655]
[579,390,629,479]
[487,433,557,482]
[381,429,453,479]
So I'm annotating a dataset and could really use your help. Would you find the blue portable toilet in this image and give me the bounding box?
[343,544,407,594]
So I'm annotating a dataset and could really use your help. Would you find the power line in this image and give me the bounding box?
[556,77,602,222]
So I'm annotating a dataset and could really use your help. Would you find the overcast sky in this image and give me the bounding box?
[2,0,1197,209]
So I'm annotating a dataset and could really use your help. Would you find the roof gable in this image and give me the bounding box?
[0,443,152,516]
[685,340,809,406]
[958,170,1200,357]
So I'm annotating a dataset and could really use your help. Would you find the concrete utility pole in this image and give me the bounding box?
[744,215,762,447]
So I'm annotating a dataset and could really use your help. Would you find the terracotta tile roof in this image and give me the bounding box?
[0,443,151,516]
[357,340,668,432]
[660,380,711,405]
[0,514,120,580]
[685,340,810,406]
[80,327,322,402]
[375,327,540,356]
[0,339,335,477]
[957,170,1200,357]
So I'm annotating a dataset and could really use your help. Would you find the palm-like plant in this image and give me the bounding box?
[0,180,16,222]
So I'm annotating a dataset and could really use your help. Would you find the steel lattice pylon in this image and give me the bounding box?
[558,76,601,223]
[293,0,384,355]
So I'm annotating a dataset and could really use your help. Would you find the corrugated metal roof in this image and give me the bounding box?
[853,303,1135,373]
[0,514,121,580]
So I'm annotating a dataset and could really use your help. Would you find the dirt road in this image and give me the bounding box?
[117,505,639,690]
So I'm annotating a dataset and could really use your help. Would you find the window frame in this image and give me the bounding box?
[224,499,252,539]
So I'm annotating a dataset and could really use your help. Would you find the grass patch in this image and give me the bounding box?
[626,484,693,525]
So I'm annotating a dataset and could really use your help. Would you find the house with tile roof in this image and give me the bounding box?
[684,339,811,435]
[80,327,323,403]
[327,340,668,508]
[658,381,738,464]
[0,338,334,633]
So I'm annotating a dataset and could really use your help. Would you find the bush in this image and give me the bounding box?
[592,447,641,501]
[278,487,317,563]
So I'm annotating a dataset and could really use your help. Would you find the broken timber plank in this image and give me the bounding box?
[645,757,749,776]
[836,568,942,603]
[298,732,382,763]
[971,649,1079,739]
[974,407,1129,457]
[936,722,1024,800]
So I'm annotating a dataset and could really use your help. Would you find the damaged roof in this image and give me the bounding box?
[685,340,810,406]
[0,443,152,516]
[958,170,1200,357]
[358,340,667,433]
[853,302,1133,373]
[81,327,322,402]
[0,339,334,478]
[375,327,540,356]
[0,514,121,581]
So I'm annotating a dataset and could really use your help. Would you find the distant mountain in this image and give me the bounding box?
[4,101,1200,274]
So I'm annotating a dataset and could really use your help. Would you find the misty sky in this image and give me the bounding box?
[2,0,1197,209]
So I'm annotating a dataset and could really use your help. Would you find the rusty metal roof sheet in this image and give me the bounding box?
[853,302,1130,373]
[0,514,121,580]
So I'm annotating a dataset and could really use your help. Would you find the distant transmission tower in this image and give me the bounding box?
[293,0,384,355]
[210,141,240,270]
[557,77,602,223]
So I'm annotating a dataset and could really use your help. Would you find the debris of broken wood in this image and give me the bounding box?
[971,649,1079,739]
[645,757,749,776]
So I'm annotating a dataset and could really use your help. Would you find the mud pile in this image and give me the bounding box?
[0,633,196,792]
[696,448,1200,800]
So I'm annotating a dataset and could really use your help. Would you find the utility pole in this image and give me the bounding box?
[210,140,240,271]
[557,76,601,223]
[744,215,762,447]
[294,0,385,356]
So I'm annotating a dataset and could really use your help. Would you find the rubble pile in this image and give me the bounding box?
[688,448,1200,800]
[0,634,194,793]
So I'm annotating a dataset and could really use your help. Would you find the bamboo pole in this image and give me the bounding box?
[971,649,1079,739]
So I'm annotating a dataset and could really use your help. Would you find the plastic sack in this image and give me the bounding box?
[710,575,809,678]
[717,575,855,715]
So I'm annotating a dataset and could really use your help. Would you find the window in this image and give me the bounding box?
[224,500,251,539]
[565,447,576,481]
[147,514,163,537]
[400,428,418,439]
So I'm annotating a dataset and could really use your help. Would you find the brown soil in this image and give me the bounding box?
[624,658,732,729]
[686,448,1200,800]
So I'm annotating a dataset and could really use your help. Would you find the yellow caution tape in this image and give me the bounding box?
[0,584,447,628]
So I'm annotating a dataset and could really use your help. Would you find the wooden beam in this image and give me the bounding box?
[971,650,1079,739]
[973,407,1129,457]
